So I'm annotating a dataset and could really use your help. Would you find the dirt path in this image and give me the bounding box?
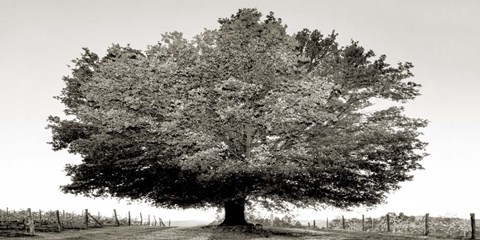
[0,226,443,240]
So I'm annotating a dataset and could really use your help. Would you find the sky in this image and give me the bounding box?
[1,0,479,223]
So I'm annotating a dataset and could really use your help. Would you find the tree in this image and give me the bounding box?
[48,9,428,226]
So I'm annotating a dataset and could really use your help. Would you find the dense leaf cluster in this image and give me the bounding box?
[48,9,427,210]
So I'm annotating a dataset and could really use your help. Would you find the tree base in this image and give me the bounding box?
[219,220,249,226]
[219,198,248,226]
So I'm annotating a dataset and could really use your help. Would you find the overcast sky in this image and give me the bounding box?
[1,0,479,221]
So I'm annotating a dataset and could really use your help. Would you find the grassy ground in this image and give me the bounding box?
[0,226,446,240]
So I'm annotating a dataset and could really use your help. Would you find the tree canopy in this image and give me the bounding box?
[48,9,427,225]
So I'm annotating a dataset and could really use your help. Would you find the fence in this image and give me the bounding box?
[0,207,167,236]
[314,212,479,239]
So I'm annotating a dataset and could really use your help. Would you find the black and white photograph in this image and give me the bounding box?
[1,0,479,239]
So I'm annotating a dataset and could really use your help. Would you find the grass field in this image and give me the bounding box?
[0,225,448,240]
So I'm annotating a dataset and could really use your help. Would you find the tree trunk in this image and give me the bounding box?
[219,199,248,226]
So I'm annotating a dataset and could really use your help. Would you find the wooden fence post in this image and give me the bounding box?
[425,213,429,236]
[371,217,374,230]
[313,220,316,229]
[140,213,143,225]
[88,213,103,227]
[39,210,42,224]
[386,213,390,232]
[326,218,328,229]
[168,220,171,227]
[128,211,131,226]
[55,210,62,232]
[5,207,8,222]
[362,215,365,232]
[392,214,395,233]
[342,215,345,230]
[113,209,120,226]
[148,214,150,226]
[26,208,35,235]
[471,213,476,240]
[158,217,165,227]
[85,209,89,229]
[308,222,310,229]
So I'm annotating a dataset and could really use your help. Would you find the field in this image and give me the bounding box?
[327,213,479,239]
[2,209,478,239]
[0,225,448,240]
[0,208,162,232]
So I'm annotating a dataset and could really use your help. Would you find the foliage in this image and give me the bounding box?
[48,8,428,212]
[245,211,300,228]
[328,212,477,238]
[0,209,28,222]
[211,205,301,228]
[0,209,130,230]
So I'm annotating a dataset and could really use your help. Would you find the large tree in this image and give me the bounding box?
[48,9,427,226]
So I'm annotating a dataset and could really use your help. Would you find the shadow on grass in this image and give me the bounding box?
[197,226,332,239]
[195,226,441,240]
[0,230,35,238]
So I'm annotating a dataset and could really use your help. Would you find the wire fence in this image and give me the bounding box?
[0,207,167,236]
[321,212,479,239]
